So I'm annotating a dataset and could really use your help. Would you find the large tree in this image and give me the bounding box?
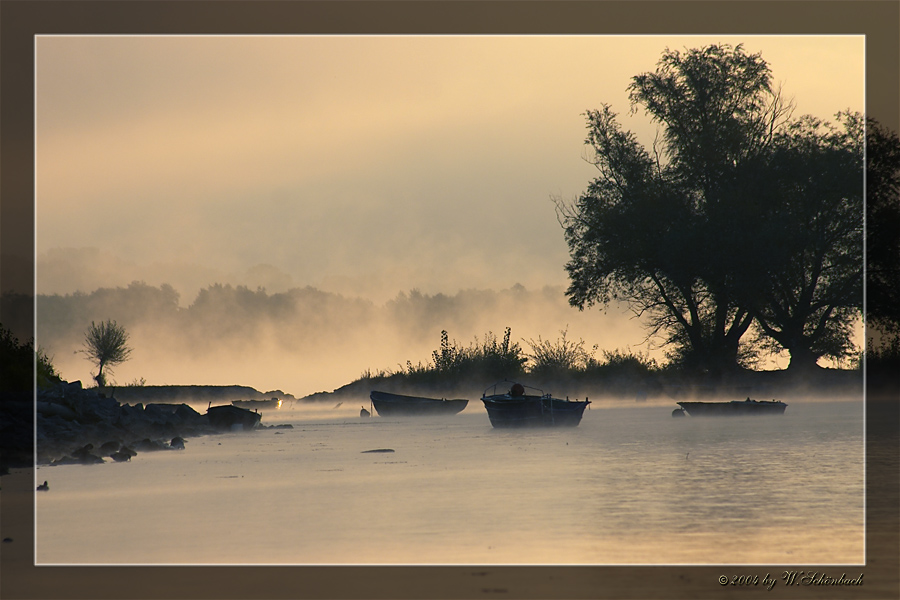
[748,113,864,371]
[558,44,862,374]
[559,45,789,375]
[865,119,900,345]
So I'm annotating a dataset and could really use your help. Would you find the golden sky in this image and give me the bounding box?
[36,35,864,301]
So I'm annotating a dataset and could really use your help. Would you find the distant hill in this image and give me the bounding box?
[99,385,297,405]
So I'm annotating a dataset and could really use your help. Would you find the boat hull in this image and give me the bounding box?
[206,405,262,430]
[369,391,468,416]
[481,395,590,428]
[676,399,787,416]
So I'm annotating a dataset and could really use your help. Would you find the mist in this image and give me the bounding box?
[33,36,864,397]
[36,36,864,302]
[36,278,646,398]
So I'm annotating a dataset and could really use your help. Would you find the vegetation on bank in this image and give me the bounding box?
[0,324,63,391]
[351,327,669,398]
[345,324,880,401]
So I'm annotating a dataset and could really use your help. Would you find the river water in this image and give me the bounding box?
[34,396,864,566]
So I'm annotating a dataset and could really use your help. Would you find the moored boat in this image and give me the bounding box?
[674,397,787,417]
[369,390,468,416]
[206,404,263,430]
[480,382,590,428]
[232,398,283,410]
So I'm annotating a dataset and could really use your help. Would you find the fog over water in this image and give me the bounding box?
[35,398,864,565]
[36,277,646,398]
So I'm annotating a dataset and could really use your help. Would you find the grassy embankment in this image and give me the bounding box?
[309,327,869,403]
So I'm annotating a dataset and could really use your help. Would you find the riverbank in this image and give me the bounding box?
[8,381,291,468]
[0,366,870,471]
[301,365,865,405]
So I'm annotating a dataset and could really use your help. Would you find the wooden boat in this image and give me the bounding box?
[232,398,283,410]
[480,382,590,428]
[369,390,468,416]
[206,404,262,430]
[674,398,787,417]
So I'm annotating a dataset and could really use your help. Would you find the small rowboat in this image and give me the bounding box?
[674,398,787,417]
[369,390,468,416]
[480,382,590,428]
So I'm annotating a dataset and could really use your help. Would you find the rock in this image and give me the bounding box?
[143,403,177,424]
[70,444,104,464]
[36,401,77,420]
[34,380,244,466]
[98,441,121,455]
[132,438,168,452]
[174,403,202,421]
[110,451,132,462]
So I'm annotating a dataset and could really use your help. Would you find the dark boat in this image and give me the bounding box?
[369,391,468,417]
[206,405,263,430]
[480,382,590,428]
[232,398,283,410]
[674,397,787,417]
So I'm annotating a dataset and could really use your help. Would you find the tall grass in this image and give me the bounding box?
[407,328,526,384]
[351,327,660,395]
[525,327,598,378]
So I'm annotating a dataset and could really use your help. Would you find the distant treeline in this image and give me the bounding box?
[33,281,594,351]
[35,282,373,354]
[27,281,624,386]
[14,281,877,399]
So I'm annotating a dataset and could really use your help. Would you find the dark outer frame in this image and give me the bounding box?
[1,2,897,599]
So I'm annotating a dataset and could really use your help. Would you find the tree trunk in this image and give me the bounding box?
[95,361,106,387]
[786,344,822,372]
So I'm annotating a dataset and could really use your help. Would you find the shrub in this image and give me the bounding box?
[525,328,598,377]
[361,328,527,388]
[1,324,62,391]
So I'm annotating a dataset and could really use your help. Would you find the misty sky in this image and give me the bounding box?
[36,35,864,303]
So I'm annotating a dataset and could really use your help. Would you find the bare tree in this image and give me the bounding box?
[81,319,132,387]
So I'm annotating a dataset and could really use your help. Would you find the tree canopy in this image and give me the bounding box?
[82,319,133,387]
[557,44,864,374]
[865,119,900,341]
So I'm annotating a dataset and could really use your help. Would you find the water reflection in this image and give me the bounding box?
[35,398,863,565]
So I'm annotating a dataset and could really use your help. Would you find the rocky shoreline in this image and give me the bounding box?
[0,368,870,471]
[26,380,289,467]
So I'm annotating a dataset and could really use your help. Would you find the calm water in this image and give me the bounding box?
[35,397,864,565]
